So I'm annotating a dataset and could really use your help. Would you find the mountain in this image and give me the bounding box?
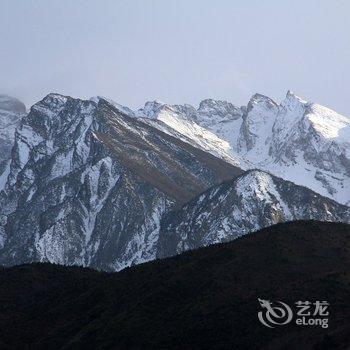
[0,91,349,271]
[0,95,25,186]
[157,170,350,258]
[138,92,350,205]
[137,99,245,166]
[1,221,350,350]
[0,94,242,270]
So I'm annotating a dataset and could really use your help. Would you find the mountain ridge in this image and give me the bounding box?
[0,95,26,181]
[0,94,242,271]
[157,169,350,258]
[137,91,350,205]
[0,91,349,271]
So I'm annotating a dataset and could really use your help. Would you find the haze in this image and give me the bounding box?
[1,0,349,115]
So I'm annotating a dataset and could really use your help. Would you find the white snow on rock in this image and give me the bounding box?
[157,169,350,258]
[0,95,26,179]
[136,91,350,205]
[0,90,349,271]
[137,101,246,166]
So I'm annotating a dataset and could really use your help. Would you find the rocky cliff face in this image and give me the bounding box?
[138,91,350,205]
[0,91,349,271]
[0,95,25,184]
[157,170,350,258]
[0,94,241,270]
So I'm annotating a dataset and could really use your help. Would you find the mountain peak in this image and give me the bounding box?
[248,93,278,109]
[35,93,70,113]
[198,98,240,112]
[42,93,69,102]
[0,90,349,274]
[282,90,307,106]
[145,99,165,107]
[234,169,275,196]
[137,100,167,118]
[198,98,222,109]
[158,166,350,258]
[286,89,295,98]
[90,96,134,116]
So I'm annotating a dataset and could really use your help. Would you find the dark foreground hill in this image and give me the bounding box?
[1,220,350,350]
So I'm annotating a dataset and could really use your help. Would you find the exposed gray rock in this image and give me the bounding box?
[138,92,350,205]
[0,95,26,179]
[0,91,349,271]
[157,170,350,258]
[0,94,241,270]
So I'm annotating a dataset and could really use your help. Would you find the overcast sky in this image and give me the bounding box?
[1,0,349,114]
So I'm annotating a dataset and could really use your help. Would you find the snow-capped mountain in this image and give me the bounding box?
[239,92,350,205]
[138,92,350,205]
[0,91,349,271]
[137,100,246,166]
[157,170,350,258]
[0,94,241,270]
[0,95,25,187]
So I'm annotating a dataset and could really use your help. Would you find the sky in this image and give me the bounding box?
[1,0,349,115]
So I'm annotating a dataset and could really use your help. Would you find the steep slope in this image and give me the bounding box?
[137,100,246,166]
[157,170,350,258]
[137,92,350,205]
[240,91,350,205]
[0,94,242,271]
[1,221,350,350]
[0,95,26,185]
[0,91,348,272]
